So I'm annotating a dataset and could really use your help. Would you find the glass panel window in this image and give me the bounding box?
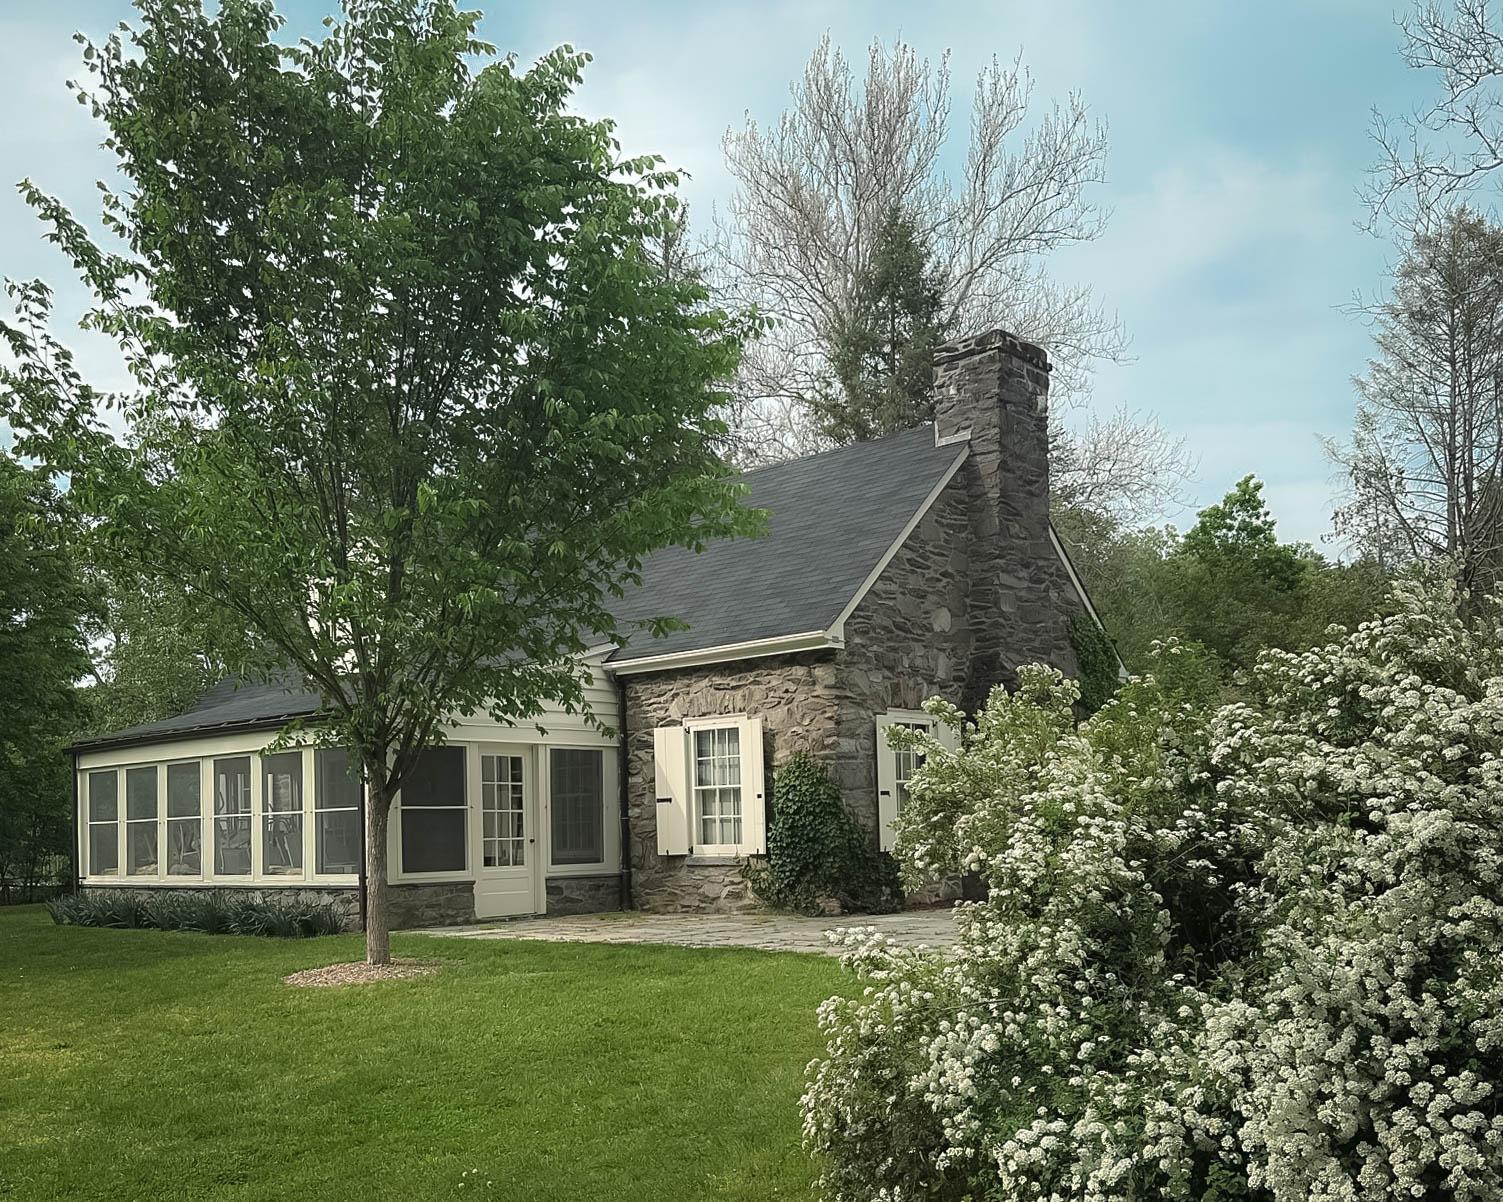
[893,721,929,816]
[315,749,362,876]
[693,726,742,848]
[166,762,201,876]
[482,754,526,868]
[125,766,159,876]
[261,752,303,877]
[400,747,466,873]
[550,749,603,866]
[86,770,119,876]
[213,757,252,876]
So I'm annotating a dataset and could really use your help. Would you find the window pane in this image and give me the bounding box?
[213,758,251,815]
[402,747,465,807]
[215,817,252,875]
[167,818,201,876]
[316,810,361,875]
[263,752,302,812]
[550,749,604,865]
[127,821,158,876]
[315,748,361,810]
[401,807,465,873]
[88,825,118,875]
[88,772,117,823]
[167,763,200,817]
[126,767,158,821]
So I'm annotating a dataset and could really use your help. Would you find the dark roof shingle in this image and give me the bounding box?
[605,424,965,661]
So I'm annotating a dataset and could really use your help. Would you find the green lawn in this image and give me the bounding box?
[0,905,843,1201]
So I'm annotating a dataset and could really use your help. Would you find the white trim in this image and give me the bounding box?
[828,445,969,641]
[607,629,839,675]
[934,426,971,448]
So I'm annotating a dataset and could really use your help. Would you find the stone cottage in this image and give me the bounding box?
[68,328,1106,927]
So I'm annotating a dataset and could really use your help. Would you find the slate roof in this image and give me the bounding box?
[604,424,965,662]
[74,425,967,751]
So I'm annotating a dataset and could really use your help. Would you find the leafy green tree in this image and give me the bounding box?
[812,206,948,443]
[0,451,90,902]
[79,570,238,736]
[1059,477,1391,680]
[2,0,758,962]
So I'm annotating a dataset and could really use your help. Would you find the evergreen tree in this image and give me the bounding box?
[813,206,948,443]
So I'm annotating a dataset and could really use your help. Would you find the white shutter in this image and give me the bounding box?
[652,725,690,856]
[738,716,767,855]
[875,714,899,851]
[934,717,960,754]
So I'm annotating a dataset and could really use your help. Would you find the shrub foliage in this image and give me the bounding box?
[804,581,1503,1202]
[48,890,345,938]
[745,751,902,914]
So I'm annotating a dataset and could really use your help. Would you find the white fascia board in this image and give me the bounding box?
[604,629,840,675]
[828,445,970,642]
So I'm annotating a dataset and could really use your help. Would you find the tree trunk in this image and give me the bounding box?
[365,781,392,966]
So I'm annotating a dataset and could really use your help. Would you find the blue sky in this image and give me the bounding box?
[0,1,1437,545]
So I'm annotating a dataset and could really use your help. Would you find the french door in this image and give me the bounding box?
[472,746,541,918]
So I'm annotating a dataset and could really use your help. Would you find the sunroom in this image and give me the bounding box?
[71,668,625,928]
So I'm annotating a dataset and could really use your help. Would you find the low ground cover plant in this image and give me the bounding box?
[47,888,345,937]
[805,580,1503,1202]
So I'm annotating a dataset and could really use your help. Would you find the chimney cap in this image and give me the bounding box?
[934,328,1050,372]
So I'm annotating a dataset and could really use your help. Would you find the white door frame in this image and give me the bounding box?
[470,743,545,918]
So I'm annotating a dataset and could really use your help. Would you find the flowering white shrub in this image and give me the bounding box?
[802,582,1503,1202]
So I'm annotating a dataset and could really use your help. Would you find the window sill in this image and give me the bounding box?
[684,853,757,867]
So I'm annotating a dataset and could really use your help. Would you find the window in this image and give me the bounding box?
[400,747,466,873]
[87,770,119,876]
[213,757,252,876]
[262,752,303,877]
[125,766,159,876]
[892,722,929,813]
[315,749,362,876]
[481,754,526,868]
[876,712,950,852]
[693,725,742,848]
[166,762,201,876]
[550,748,603,866]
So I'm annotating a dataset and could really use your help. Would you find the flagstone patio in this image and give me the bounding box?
[415,906,961,956]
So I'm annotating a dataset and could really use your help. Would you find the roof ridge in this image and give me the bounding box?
[738,423,937,480]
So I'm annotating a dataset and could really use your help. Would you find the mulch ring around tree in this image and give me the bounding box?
[283,958,440,988]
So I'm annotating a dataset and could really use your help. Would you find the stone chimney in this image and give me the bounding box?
[933,329,1081,710]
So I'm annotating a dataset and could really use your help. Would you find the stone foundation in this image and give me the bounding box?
[385,881,476,928]
[545,873,623,916]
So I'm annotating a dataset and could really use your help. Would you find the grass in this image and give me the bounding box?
[0,904,846,1201]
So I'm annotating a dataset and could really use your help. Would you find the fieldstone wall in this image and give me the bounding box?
[837,472,974,819]
[386,881,476,928]
[934,329,1083,711]
[621,652,845,912]
[546,873,621,916]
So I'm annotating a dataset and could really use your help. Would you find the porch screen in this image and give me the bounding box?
[550,748,603,865]
[399,747,466,873]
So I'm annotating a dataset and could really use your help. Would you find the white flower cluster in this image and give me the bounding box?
[802,582,1503,1202]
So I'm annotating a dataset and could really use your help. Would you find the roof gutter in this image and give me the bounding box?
[606,629,840,676]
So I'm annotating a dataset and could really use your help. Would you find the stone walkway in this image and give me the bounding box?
[414,907,960,956]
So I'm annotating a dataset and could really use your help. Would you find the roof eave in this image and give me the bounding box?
[605,629,842,676]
